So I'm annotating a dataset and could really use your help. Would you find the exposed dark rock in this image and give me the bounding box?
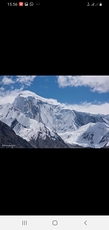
[0,120,34,148]
[29,132,69,148]
[10,119,18,129]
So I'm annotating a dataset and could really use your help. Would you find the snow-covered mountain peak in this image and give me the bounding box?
[0,101,68,147]
[13,90,61,106]
[11,90,109,134]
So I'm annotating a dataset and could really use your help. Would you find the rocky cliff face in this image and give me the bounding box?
[0,120,33,148]
[29,132,69,148]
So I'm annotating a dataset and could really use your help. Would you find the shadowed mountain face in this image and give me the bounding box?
[0,120,33,148]
[29,132,69,148]
[0,118,69,149]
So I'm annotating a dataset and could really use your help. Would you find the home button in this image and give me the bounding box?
[52,220,58,226]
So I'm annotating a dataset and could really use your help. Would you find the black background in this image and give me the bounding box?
[0,0,109,216]
[0,150,109,215]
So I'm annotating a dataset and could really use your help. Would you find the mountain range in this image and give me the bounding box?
[0,90,109,148]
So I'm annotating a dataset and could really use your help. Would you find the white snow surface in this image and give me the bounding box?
[59,122,109,148]
[0,103,58,142]
[106,142,109,147]
[1,90,109,148]
[13,90,61,106]
[12,91,109,133]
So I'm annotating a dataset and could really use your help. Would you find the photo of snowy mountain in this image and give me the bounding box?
[0,76,109,148]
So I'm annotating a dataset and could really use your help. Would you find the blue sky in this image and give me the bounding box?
[0,76,109,114]
[21,76,109,104]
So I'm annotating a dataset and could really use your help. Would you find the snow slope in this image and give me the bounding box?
[58,122,109,148]
[0,103,61,143]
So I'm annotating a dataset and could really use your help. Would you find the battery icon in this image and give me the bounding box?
[25,2,28,6]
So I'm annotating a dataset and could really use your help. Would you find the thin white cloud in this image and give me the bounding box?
[0,87,5,91]
[16,76,37,86]
[0,76,37,105]
[2,76,15,85]
[0,88,109,115]
[0,76,37,87]
[65,102,109,115]
[57,76,109,93]
[0,88,24,104]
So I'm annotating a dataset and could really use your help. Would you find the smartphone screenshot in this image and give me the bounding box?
[0,0,108,228]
